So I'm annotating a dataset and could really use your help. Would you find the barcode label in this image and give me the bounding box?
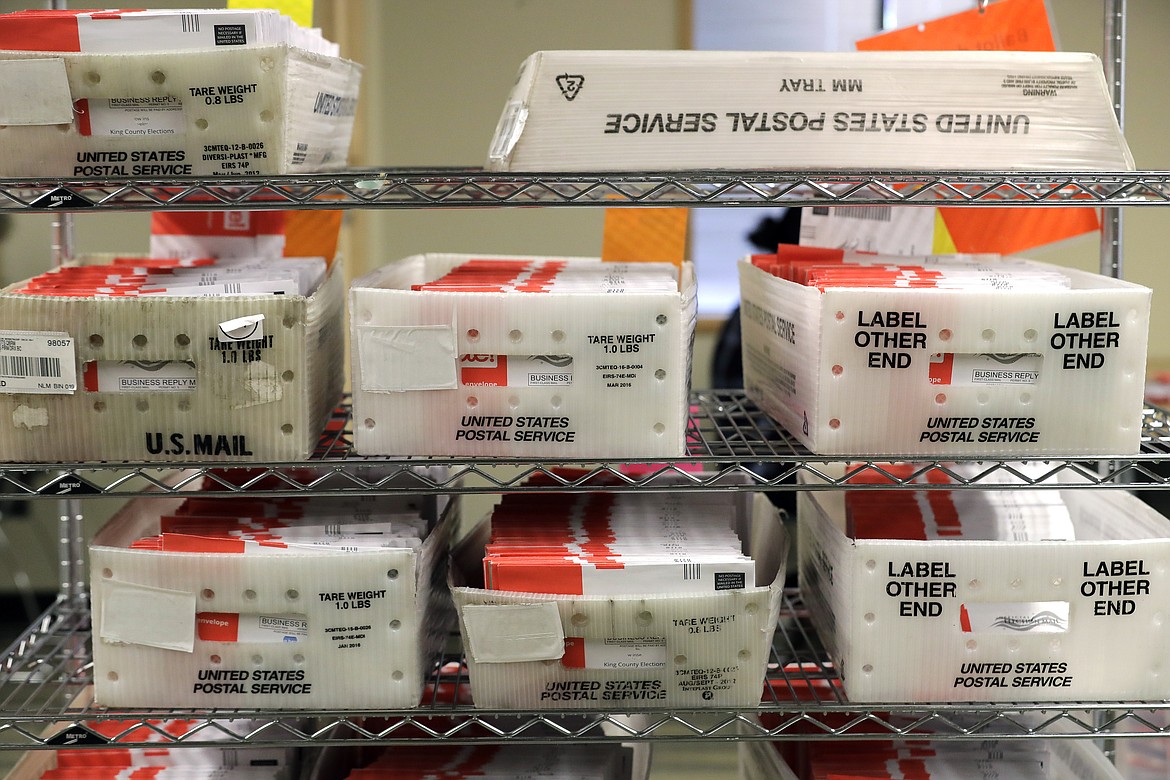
[682,563,701,581]
[181,13,200,33]
[0,331,77,395]
[832,206,892,222]
[291,142,310,166]
[0,356,60,378]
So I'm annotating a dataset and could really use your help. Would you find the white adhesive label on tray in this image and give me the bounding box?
[84,97,186,139]
[562,636,666,670]
[83,360,196,393]
[0,59,73,125]
[0,331,77,394]
[959,601,1069,634]
[929,353,1042,386]
[358,324,457,392]
[460,354,573,387]
[101,580,197,652]
[462,602,564,663]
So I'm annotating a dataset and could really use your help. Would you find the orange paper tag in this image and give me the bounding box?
[600,208,688,268]
[857,0,1098,255]
[284,210,343,263]
[856,0,1054,52]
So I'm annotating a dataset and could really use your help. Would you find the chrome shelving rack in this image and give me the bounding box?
[2,163,1170,743]
[2,0,1166,752]
[5,592,1170,748]
[5,170,1170,212]
[2,391,1170,499]
[2,167,1169,747]
[5,162,1170,744]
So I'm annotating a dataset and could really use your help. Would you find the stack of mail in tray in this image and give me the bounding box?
[449,471,788,710]
[805,740,1059,780]
[338,745,632,780]
[483,490,756,596]
[739,737,1124,780]
[11,718,296,780]
[89,482,450,710]
[749,248,1072,291]
[0,7,337,55]
[798,462,1170,703]
[132,494,427,558]
[0,7,361,176]
[0,253,343,463]
[845,485,1074,542]
[10,255,326,299]
[738,245,1151,457]
[349,253,696,459]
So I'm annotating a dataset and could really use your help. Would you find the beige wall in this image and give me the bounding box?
[331,0,686,283]
[1032,1,1170,375]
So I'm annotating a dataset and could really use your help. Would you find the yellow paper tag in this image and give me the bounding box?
[228,0,313,29]
[932,211,958,255]
[601,208,688,269]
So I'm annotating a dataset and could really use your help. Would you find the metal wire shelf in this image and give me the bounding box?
[6,170,1170,212]
[3,391,1170,498]
[0,592,1166,749]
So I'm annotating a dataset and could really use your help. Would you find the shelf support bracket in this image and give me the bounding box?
[1101,0,1126,279]
[48,0,84,607]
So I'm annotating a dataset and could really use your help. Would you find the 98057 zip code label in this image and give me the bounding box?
[0,330,77,394]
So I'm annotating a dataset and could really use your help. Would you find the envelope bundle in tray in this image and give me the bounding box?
[10,254,326,298]
[798,463,1170,702]
[1113,710,1170,780]
[805,741,1062,780]
[0,254,343,462]
[483,490,756,595]
[350,254,695,458]
[845,480,1074,542]
[739,246,1151,456]
[0,8,360,176]
[133,494,428,557]
[486,50,1132,171]
[6,719,297,780]
[337,745,633,780]
[740,736,1124,780]
[450,478,789,709]
[90,483,451,709]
